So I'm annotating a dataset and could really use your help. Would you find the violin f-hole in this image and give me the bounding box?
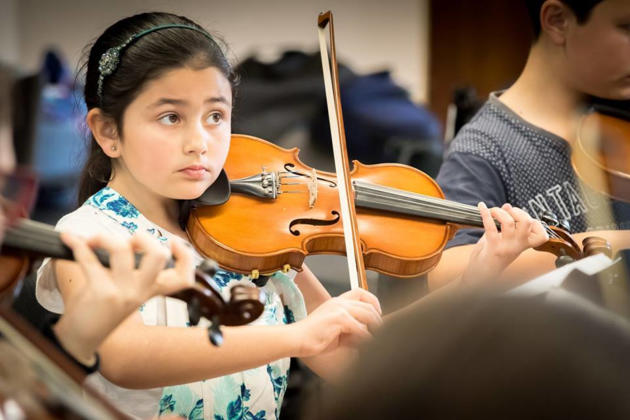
[289,211,340,236]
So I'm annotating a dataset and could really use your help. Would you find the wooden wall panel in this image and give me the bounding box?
[429,0,533,125]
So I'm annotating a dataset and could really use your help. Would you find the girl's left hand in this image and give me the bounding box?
[60,231,196,308]
[462,202,548,285]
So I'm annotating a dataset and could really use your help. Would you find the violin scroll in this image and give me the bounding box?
[169,259,265,346]
[533,210,613,266]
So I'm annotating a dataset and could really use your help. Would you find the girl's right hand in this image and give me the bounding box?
[290,288,382,358]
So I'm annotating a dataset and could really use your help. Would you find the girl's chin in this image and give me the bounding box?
[168,183,213,201]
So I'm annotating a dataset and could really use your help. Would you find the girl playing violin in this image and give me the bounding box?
[34,12,548,419]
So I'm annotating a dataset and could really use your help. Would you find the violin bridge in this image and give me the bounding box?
[308,168,318,208]
[275,169,318,208]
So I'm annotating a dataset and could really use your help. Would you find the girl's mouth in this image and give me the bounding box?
[179,166,208,179]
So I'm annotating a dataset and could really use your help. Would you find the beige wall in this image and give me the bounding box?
[0,0,19,66]
[15,0,429,102]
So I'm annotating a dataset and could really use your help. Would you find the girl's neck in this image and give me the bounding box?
[107,173,188,240]
[499,42,587,143]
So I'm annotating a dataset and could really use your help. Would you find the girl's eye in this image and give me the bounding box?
[158,113,180,126]
[206,112,223,125]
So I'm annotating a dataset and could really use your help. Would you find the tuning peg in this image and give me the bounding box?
[208,315,224,346]
[558,218,571,232]
[198,259,219,277]
[582,236,613,257]
[539,210,559,227]
[187,295,201,326]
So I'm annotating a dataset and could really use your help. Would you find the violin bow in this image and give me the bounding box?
[317,11,368,290]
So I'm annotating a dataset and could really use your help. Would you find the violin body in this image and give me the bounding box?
[574,107,630,203]
[187,135,589,278]
[0,254,28,301]
[188,135,453,278]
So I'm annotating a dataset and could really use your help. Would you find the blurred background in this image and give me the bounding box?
[2,0,534,416]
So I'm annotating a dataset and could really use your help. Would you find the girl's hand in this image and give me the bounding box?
[53,232,195,365]
[291,288,382,358]
[60,231,195,309]
[462,202,548,285]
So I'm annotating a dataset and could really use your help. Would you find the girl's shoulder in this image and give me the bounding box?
[35,202,131,314]
[54,201,130,238]
[57,186,144,238]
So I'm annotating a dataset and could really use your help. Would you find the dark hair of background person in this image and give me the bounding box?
[525,0,605,38]
[316,290,630,420]
[77,11,238,204]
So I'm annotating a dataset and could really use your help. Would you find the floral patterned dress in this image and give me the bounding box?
[36,187,307,419]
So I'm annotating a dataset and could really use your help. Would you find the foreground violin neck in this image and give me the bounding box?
[3,218,179,269]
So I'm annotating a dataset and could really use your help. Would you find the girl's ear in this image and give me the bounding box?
[86,108,121,158]
[540,0,572,46]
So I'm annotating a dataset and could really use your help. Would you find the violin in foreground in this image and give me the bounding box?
[1,218,265,345]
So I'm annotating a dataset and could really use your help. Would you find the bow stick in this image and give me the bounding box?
[317,11,368,290]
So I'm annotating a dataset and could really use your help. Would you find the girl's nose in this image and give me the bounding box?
[184,123,208,155]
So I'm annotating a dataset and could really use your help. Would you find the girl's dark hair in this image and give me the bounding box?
[525,0,604,39]
[78,12,238,204]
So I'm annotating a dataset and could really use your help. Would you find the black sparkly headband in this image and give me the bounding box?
[97,23,215,105]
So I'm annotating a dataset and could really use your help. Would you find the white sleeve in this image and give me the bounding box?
[35,206,129,313]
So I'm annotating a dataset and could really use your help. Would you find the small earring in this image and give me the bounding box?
[111,145,117,152]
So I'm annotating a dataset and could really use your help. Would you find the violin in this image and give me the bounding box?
[186,134,611,279]
[183,11,611,287]
[0,304,130,419]
[0,216,266,417]
[1,218,265,345]
[574,100,630,203]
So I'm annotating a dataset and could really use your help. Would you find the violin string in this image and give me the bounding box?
[8,220,96,259]
[355,181,490,223]
[354,182,561,240]
[364,184,561,239]
[12,220,62,245]
[7,226,61,247]
[355,181,486,220]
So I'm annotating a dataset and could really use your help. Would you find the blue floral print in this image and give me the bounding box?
[88,188,140,219]
[215,384,267,420]
[188,399,204,420]
[106,196,139,218]
[282,306,295,324]
[159,394,176,416]
[121,220,138,233]
[160,395,204,420]
[266,365,287,403]
[213,270,243,289]
[88,189,115,207]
